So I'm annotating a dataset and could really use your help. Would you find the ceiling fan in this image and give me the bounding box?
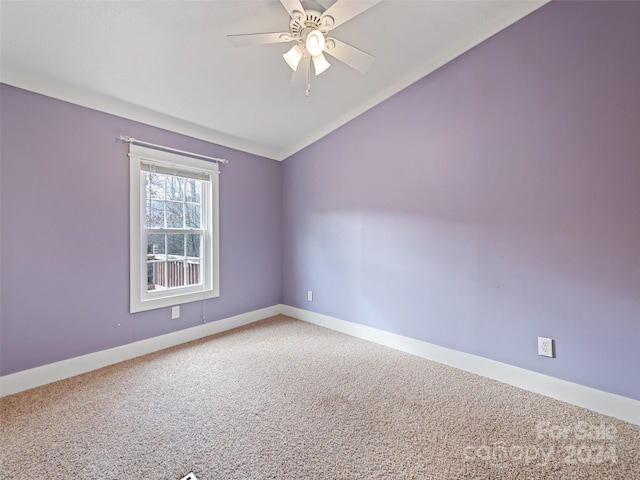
[227,0,381,95]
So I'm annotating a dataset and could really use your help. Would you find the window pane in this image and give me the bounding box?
[147,200,165,228]
[185,204,201,228]
[166,234,185,288]
[186,259,201,285]
[166,176,184,201]
[147,263,154,288]
[147,234,166,291]
[186,234,201,258]
[147,233,165,255]
[146,173,165,200]
[167,234,185,258]
[186,234,202,286]
[166,201,184,228]
[147,262,165,291]
[147,259,168,290]
[166,260,186,288]
[185,179,201,203]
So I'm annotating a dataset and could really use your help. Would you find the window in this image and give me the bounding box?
[129,145,219,313]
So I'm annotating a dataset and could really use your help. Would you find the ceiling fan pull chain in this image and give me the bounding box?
[305,57,311,96]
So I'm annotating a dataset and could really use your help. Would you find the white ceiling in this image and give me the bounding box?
[0,0,548,161]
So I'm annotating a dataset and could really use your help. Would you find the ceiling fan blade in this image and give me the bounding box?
[324,37,375,73]
[320,0,381,30]
[280,0,305,21]
[227,32,294,47]
[290,55,310,88]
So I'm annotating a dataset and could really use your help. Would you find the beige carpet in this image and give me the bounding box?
[1,315,638,479]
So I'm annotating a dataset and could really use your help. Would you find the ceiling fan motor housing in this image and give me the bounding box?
[289,10,334,39]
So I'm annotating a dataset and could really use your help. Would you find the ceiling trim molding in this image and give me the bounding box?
[0,72,286,161]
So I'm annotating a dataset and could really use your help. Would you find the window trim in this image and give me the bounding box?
[129,144,219,313]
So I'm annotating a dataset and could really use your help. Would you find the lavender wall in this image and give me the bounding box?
[282,1,640,400]
[0,84,282,376]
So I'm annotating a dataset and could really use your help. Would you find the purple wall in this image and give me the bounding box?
[282,1,640,400]
[0,84,282,376]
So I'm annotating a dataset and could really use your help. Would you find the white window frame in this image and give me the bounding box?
[129,144,219,313]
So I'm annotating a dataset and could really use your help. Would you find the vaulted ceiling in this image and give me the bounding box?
[1,0,548,160]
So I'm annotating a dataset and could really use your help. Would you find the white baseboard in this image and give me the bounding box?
[0,305,281,397]
[281,305,640,426]
[4,303,638,426]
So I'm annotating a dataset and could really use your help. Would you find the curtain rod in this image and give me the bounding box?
[118,135,228,165]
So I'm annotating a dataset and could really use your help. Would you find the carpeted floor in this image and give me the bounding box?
[1,315,638,479]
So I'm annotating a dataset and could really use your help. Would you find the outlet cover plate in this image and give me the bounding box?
[538,337,553,357]
[171,305,180,319]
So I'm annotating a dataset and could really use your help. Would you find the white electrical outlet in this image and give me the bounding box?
[171,305,180,319]
[538,337,553,357]
[307,290,313,302]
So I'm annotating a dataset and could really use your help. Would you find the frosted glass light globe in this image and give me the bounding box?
[306,30,325,56]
